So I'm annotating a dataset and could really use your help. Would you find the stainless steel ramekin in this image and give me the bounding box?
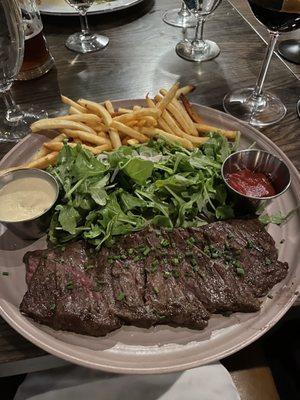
[221,149,291,206]
[0,168,59,240]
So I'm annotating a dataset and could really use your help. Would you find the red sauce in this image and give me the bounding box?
[226,169,276,198]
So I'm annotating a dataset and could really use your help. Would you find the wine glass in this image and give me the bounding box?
[176,0,222,62]
[163,1,196,28]
[64,0,109,53]
[0,0,45,143]
[223,1,300,127]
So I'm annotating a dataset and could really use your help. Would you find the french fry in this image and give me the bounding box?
[194,123,237,140]
[63,129,111,146]
[113,108,159,123]
[127,120,139,127]
[133,106,142,111]
[68,106,83,115]
[137,116,157,127]
[31,119,96,135]
[180,94,204,124]
[146,95,156,108]
[141,127,193,150]
[54,113,102,126]
[160,89,198,136]
[61,95,86,113]
[118,107,132,114]
[25,152,58,169]
[30,133,66,161]
[162,110,208,146]
[108,128,122,150]
[104,100,114,115]
[111,121,148,143]
[77,99,112,127]
[44,141,112,155]
[176,85,196,98]
[127,139,139,146]
[156,83,179,115]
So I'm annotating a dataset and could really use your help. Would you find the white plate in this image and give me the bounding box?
[38,0,144,16]
[0,100,299,374]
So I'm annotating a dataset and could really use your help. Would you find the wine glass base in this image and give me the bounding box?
[176,40,220,62]
[162,8,196,28]
[223,88,287,127]
[66,32,109,53]
[0,107,48,143]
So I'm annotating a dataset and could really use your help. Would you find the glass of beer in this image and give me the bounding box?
[17,0,54,80]
[64,0,109,53]
[223,0,300,127]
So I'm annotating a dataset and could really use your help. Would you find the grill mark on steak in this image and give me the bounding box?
[20,219,288,336]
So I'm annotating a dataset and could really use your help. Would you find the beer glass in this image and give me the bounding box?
[0,0,47,143]
[163,1,196,28]
[64,0,109,53]
[176,0,223,62]
[17,0,54,80]
[223,0,300,127]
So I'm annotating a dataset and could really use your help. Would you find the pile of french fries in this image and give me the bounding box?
[6,83,238,172]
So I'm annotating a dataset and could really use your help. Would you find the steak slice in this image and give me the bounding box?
[201,219,289,297]
[143,228,210,329]
[168,228,260,313]
[23,250,45,285]
[21,242,122,336]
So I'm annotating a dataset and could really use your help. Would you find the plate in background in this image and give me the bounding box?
[38,0,144,16]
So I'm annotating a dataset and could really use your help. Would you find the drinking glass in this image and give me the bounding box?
[176,0,222,62]
[0,0,46,143]
[64,0,109,53]
[223,1,300,127]
[17,0,54,80]
[163,1,196,28]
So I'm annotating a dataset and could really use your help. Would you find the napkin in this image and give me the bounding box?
[14,362,240,400]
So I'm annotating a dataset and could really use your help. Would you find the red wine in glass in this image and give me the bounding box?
[248,0,300,32]
[223,0,300,127]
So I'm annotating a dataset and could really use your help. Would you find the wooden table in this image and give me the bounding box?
[1,0,299,398]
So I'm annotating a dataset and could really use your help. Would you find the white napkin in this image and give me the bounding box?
[14,362,240,400]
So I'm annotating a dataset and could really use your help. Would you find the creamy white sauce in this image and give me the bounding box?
[0,177,56,222]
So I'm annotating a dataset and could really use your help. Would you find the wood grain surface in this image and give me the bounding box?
[0,0,299,381]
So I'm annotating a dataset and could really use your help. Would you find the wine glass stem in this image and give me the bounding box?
[192,17,206,47]
[253,31,280,98]
[79,13,90,36]
[178,2,190,18]
[3,90,23,124]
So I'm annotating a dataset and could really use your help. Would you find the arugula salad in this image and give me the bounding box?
[48,134,241,248]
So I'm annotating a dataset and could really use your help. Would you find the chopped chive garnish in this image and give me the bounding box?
[84,264,94,271]
[153,287,159,294]
[117,292,125,301]
[280,239,285,244]
[50,303,56,310]
[66,281,74,290]
[160,238,170,248]
[265,257,272,265]
[128,248,134,255]
[163,270,172,278]
[246,239,254,249]
[172,270,180,278]
[171,257,180,265]
[186,237,196,246]
[236,267,245,276]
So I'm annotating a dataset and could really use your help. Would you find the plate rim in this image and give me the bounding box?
[1,100,300,374]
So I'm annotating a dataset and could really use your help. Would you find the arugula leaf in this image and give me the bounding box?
[57,205,80,235]
[122,158,154,185]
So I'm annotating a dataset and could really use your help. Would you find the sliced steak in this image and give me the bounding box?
[143,228,209,329]
[21,242,122,336]
[201,219,288,297]
[169,228,260,313]
[23,250,45,285]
